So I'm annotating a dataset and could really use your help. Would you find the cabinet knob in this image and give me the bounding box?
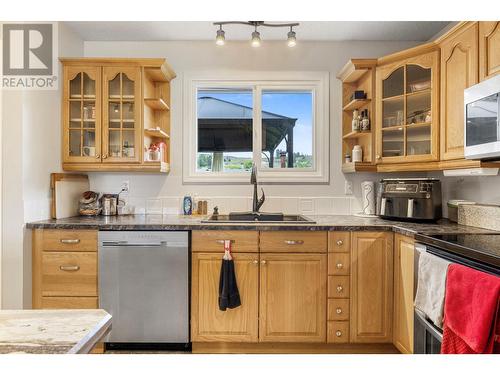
[376,155,381,160]
[102,154,108,159]
[336,330,342,337]
[95,154,100,159]
[252,260,259,265]
[336,240,343,246]
[261,260,267,265]
[336,308,342,314]
[336,263,343,269]
[336,285,343,293]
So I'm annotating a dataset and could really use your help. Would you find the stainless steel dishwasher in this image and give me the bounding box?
[99,231,189,346]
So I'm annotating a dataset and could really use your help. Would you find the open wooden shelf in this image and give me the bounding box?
[342,162,377,173]
[343,99,371,111]
[144,98,170,111]
[144,128,170,139]
[343,131,372,140]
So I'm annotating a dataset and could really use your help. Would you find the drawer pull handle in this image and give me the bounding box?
[284,240,304,245]
[215,240,235,244]
[60,239,80,244]
[59,265,80,272]
[336,285,343,293]
[336,263,343,269]
[336,240,343,246]
[336,308,342,314]
[336,330,342,337]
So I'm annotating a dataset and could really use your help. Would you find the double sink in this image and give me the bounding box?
[202,212,316,224]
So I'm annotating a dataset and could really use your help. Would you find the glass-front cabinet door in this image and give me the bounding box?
[63,66,101,163]
[102,67,141,163]
[376,51,439,164]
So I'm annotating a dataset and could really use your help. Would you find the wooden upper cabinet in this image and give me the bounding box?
[393,234,415,354]
[102,67,142,163]
[479,21,500,81]
[191,252,259,342]
[63,66,102,164]
[375,50,439,164]
[259,253,327,342]
[350,232,394,343]
[440,22,479,161]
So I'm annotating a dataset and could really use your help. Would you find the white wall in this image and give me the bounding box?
[1,22,84,308]
[84,40,423,214]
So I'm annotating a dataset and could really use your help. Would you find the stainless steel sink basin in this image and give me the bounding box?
[201,212,316,224]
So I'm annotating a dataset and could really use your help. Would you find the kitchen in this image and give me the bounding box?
[1,2,500,372]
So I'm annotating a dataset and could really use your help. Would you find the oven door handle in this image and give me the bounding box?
[414,309,443,342]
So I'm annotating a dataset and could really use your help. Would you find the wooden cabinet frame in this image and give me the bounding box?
[479,21,500,81]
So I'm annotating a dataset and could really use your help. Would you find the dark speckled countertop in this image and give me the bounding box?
[26,214,499,238]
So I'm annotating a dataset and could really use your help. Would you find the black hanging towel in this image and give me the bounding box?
[218,239,241,311]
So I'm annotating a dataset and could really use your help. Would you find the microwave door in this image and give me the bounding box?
[465,92,500,159]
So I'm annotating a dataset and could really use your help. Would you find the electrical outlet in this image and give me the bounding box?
[121,181,130,193]
[344,180,353,195]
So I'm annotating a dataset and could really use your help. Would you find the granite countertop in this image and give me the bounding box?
[0,309,111,354]
[26,214,499,238]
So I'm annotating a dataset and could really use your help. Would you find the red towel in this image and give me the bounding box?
[441,264,500,354]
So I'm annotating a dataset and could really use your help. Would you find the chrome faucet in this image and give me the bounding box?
[251,164,265,213]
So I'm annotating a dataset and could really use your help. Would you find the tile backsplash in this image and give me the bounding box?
[124,195,361,216]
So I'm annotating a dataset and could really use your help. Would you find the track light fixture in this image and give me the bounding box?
[215,24,225,46]
[213,21,299,47]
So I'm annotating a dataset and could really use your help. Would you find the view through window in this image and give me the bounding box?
[196,88,313,173]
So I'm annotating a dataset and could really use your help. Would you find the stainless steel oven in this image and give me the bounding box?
[464,74,500,160]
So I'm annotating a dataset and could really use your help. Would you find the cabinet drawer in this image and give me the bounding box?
[42,230,97,252]
[192,231,258,253]
[328,232,351,253]
[41,297,98,309]
[260,231,327,253]
[327,321,350,343]
[327,298,350,321]
[328,253,350,275]
[328,276,350,298]
[41,252,97,297]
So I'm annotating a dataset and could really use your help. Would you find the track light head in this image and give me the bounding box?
[251,30,261,48]
[287,29,297,47]
[215,27,225,46]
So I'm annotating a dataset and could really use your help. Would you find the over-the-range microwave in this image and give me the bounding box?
[464,74,500,160]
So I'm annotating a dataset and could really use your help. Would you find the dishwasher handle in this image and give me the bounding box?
[101,241,168,247]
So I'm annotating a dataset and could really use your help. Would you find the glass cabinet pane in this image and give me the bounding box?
[382,128,404,157]
[122,74,135,98]
[406,65,431,93]
[109,74,121,99]
[407,91,431,124]
[108,102,121,128]
[70,101,81,124]
[382,97,404,127]
[70,73,81,98]
[382,67,404,98]
[69,130,81,156]
[82,130,96,157]
[407,126,431,155]
[122,131,136,158]
[122,102,135,128]
[82,73,95,98]
[108,130,121,157]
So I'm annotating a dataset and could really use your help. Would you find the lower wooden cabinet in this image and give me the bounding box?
[191,252,259,342]
[350,231,394,343]
[259,253,327,342]
[393,234,415,354]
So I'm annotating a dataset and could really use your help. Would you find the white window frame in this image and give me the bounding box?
[183,71,329,183]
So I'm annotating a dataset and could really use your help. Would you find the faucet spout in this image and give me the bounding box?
[251,164,265,212]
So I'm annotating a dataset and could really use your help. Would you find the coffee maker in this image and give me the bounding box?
[378,178,442,221]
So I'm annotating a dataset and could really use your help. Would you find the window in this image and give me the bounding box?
[184,72,329,183]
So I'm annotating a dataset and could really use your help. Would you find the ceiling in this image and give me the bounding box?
[64,21,451,42]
